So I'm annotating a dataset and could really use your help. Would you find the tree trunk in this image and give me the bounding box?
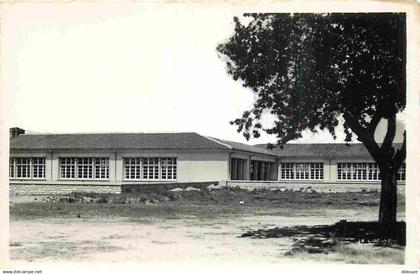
[378,162,398,227]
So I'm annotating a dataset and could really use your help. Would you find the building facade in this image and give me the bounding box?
[9,129,277,194]
[9,128,405,194]
[264,143,406,184]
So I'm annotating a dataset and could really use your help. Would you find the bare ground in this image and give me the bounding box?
[9,187,406,264]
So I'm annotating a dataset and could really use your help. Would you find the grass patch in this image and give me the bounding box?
[34,187,392,207]
[291,242,405,264]
[10,187,405,220]
[10,202,263,220]
[334,243,404,264]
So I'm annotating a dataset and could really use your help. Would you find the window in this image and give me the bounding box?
[143,157,159,180]
[281,163,294,179]
[337,163,352,180]
[95,158,109,179]
[59,157,109,180]
[310,163,324,180]
[124,158,141,180]
[161,158,177,180]
[16,158,31,178]
[124,157,177,181]
[337,162,406,181]
[367,163,381,181]
[280,163,324,180]
[398,163,406,181]
[77,158,94,179]
[295,163,309,179]
[32,158,46,178]
[60,158,76,179]
[9,158,15,178]
[9,157,46,179]
[353,163,367,180]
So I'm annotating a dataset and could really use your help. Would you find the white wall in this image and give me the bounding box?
[10,149,230,184]
[177,151,229,182]
[117,150,229,183]
[11,151,404,185]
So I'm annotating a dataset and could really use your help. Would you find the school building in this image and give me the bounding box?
[9,128,405,194]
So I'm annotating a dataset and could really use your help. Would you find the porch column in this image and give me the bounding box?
[254,161,259,181]
[231,158,237,180]
[246,159,251,180]
[270,162,277,180]
[259,161,264,181]
[266,163,271,181]
[238,159,243,180]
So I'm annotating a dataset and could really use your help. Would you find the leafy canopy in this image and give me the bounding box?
[217,13,406,146]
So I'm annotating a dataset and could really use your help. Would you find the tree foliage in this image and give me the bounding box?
[217,13,405,149]
[217,13,406,226]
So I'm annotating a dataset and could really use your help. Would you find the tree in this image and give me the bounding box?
[217,13,406,228]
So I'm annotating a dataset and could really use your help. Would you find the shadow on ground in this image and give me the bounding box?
[241,220,405,256]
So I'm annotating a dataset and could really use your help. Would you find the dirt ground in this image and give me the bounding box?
[9,188,406,264]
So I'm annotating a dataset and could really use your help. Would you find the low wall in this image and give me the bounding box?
[10,183,121,195]
[9,181,406,196]
[225,181,406,195]
[10,182,219,195]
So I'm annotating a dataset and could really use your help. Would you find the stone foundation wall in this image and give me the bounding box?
[10,181,406,196]
[10,184,121,195]
[226,181,406,195]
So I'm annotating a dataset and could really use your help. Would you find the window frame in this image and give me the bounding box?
[95,158,110,179]
[280,162,324,181]
[58,157,110,181]
[32,157,46,179]
[123,157,142,180]
[60,157,77,179]
[161,157,177,180]
[123,157,177,181]
[142,157,160,180]
[9,157,47,180]
[397,163,406,181]
[337,162,407,182]
[9,158,15,179]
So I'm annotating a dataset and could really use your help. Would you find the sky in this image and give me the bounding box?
[1,3,405,145]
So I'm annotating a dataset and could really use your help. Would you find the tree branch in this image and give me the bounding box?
[381,116,396,151]
[343,112,369,142]
[368,111,383,133]
[343,112,382,162]
[394,130,406,167]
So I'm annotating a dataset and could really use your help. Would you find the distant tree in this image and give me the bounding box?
[217,13,406,228]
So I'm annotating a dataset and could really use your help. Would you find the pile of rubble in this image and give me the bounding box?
[39,191,183,205]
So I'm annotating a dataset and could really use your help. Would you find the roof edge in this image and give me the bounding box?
[255,142,403,147]
[199,135,233,150]
[19,131,199,136]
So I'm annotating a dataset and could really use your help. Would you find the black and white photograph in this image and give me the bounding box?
[0,1,418,272]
